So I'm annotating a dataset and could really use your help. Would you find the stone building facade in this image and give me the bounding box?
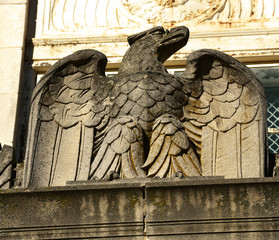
[1,0,279,165]
[1,1,279,239]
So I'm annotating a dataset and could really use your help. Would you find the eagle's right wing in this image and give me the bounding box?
[23,50,113,187]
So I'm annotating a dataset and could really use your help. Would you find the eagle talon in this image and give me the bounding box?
[106,171,120,181]
[172,171,184,178]
[91,176,100,181]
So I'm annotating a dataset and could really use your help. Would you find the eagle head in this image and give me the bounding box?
[118,26,189,74]
[128,26,189,63]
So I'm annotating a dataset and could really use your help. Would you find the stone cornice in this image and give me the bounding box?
[32,28,279,46]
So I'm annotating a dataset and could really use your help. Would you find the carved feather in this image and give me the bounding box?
[143,114,201,178]
[89,117,146,179]
[23,50,113,187]
[182,49,267,178]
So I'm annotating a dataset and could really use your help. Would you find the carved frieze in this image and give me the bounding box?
[37,0,279,38]
[122,0,226,23]
[32,1,279,77]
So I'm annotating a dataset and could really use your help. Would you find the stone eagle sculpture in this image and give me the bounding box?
[23,26,267,188]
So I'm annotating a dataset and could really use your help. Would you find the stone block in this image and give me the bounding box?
[145,178,279,240]
[0,94,18,145]
[1,182,144,239]
[1,178,279,239]
[0,4,27,47]
[0,48,23,93]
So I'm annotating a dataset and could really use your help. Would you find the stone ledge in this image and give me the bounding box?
[1,177,279,239]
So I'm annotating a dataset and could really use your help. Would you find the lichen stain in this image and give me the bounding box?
[174,191,184,211]
[149,190,169,215]
[212,187,232,216]
[251,185,279,215]
[80,193,96,221]
[2,192,76,226]
[128,191,140,207]
[99,193,109,222]
[233,187,250,215]
[118,193,130,220]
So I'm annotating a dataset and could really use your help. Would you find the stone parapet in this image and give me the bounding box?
[1,177,279,239]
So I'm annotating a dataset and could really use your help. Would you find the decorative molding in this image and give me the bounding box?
[38,0,149,37]
[209,0,279,21]
[32,28,279,46]
[2,222,144,239]
[36,0,279,38]
[122,0,227,23]
[32,0,279,73]
[147,217,279,236]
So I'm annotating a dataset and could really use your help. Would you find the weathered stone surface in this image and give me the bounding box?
[1,178,279,239]
[32,0,279,72]
[0,145,13,189]
[145,178,279,239]
[0,48,24,93]
[35,0,279,39]
[0,1,28,147]
[183,49,267,178]
[0,94,19,146]
[1,182,144,239]
[24,26,201,187]
[273,154,279,176]
[13,162,24,188]
[0,3,27,48]
[23,26,268,188]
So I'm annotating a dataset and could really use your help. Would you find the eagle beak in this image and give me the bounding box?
[158,26,189,63]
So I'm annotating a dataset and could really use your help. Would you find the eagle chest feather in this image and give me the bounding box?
[110,72,187,136]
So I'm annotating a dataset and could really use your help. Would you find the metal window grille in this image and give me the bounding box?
[250,67,279,154]
[264,87,279,153]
